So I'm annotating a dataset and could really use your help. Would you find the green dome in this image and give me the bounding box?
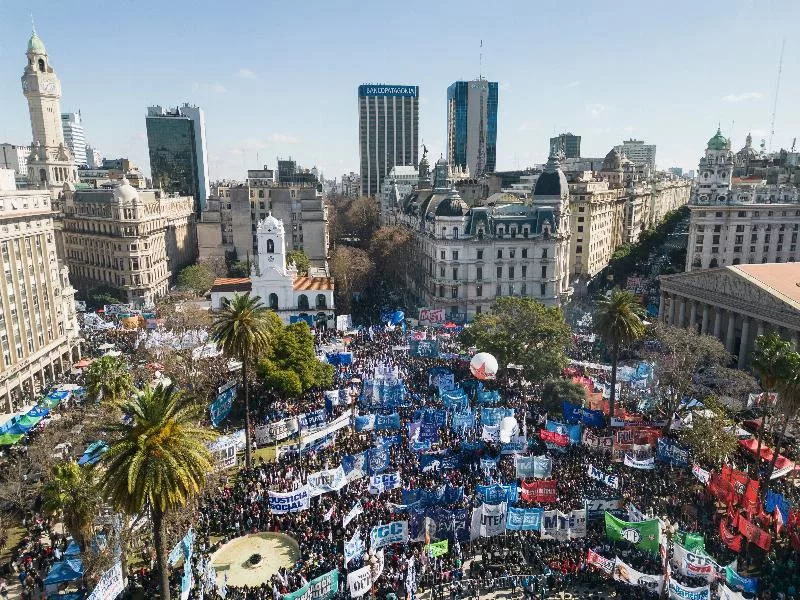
[27,31,46,55]
[707,128,728,150]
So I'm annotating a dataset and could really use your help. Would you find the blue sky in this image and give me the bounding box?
[0,0,798,182]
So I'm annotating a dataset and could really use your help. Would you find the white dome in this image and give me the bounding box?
[260,212,283,233]
[113,178,139,203]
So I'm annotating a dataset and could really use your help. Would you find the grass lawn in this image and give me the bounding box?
[0,522,26,565]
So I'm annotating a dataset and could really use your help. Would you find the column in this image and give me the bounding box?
[669,295,677,325]
[726,311,737,354]
[793,331,799,351]
[756,321,765,339]
[713,308,722,339]
[677,300,686,328]
[58,355,65,376]
[689,302,698,331]
[738,317,750,369]
[701,304,710,335]
[658,293,666,322]
[48,361,55,382]
[4,388,11,414]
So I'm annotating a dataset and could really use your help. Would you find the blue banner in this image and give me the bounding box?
[506,507,543,531]
[420,452,461,472]
[361,380,407,409]
[452,410,475,432]
[441,389,469,412]
[476,390,501,404]
[341,451,368,477]
[481,407,514,427]
[534,455,553,478]
[765,490,790,525]
[299,409,327,431]
[355,414,375,432]
[724,566,758,594]
[209,383,237,427]
[355,412,400,432]
[444,484,464,504]
[408,507,470,543]
[476,484,518,505]
[419,422,439,443]
[480,456,499,473]
[410,340,439,357]
[501,438,527,455]
[562,401,604,427]
[656,438,690,467]
[367,446,390,474]
[546,420,582,445]
[415,408,447,427]
[516,456,536,478]
[376,434,402,448]
[459,439,485,458]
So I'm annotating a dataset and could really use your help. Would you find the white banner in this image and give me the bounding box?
[301,410,351,446]
[268,487,310,514]
[668,577,710,600]
[370,521,408,550]
[254,417,300,444]
[719,584,747,600]
[624,454,655,470]
[368,472,401,495]
[347,566,372,598]
[540,509,587,541]
[587,464,620,488]
[470,502,506,539]
[307,466,348,497]
[691,463,710,484]
[87,561,125,600]
[612,557,664,595]
[481,424,500,442]
[672,544,723,582]
[343,501,363,528]
[627,503,647,523]
[344,532,364,566]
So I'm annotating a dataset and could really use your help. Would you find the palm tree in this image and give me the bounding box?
[593,288,647,418]
[84,355,133,406]
[750,333,792,480]
[100,384,215,600]
[765,351,800,488]
[42,462,101,551]
[210,293,281,468]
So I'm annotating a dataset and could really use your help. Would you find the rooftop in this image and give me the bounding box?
[731,263,800,309]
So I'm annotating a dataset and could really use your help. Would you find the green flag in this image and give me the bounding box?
[675,531,705,551]
[604,512,661,554]
[426,539,448,558]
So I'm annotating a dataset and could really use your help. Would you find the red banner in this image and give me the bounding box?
[521,479,557,503]
[737,515,772,551]
[586,549,614,574]
[721,465,760,514]
[720,519,743,552]
[709,474,735,504]
[539,429,569,447]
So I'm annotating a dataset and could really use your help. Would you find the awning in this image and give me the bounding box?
[43,558,84,584]
[739,438,796,478]
[0,432,24,446]
[73,359,91,369]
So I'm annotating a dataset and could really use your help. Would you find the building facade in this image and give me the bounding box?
[0,144,30,176]
[358,84,419,197]
[60,112,87,166]
[447,79,498,176]
[550,133,581,159]
[686,129,800,271]
[614,139,656,171]
[210,214,334,326]
[395,152,572,321]
[660,263,800,368]
[146,104,210,212]
[61,179,197,306]
[0,172,80,412]
[21,28,79,197]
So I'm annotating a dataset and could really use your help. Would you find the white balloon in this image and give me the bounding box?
[470,352,499,380]
[499,416,519,444]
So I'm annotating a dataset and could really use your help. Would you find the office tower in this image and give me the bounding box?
[614,139,657,171]
[0,171,80,413]
[145,103,210,212]
[358,84,419,197]
[447,79,499,176]
[61,112,87,166]
[85,144,103,169]
[0,144,30,176]
[549,133,581,159]
[21,27,78,197]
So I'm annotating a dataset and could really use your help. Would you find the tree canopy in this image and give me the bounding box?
[330,246,374,314]
[84,355,133,406]
[678,395,738,468]
[287,249,311,275]
[259,322,334,397]
[541,378,588,415]
[459,297,572,382]
[177,264,216,296]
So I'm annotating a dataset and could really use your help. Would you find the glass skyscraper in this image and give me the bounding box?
[447,79,498,176]
[358,84,419,197]
[145,104,210,212]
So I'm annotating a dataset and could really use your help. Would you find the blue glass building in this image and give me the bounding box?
[447,79,498,175]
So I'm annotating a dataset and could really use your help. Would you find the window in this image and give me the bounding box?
[497,249,503,259]
[477,249,483,260]
[269,293,278,309]
[259,190,264,198]
[521,265,527,277]
[541,248,548,259]
[476,305,482,314]
[577,226,583,233]
[440,267,445,278]
[496,284,501,296]
[712,235,720,245]
[440,250,446,260]
[476,284,483,297]
[476,267,483,280]
[540,283,546,296]
[578,217,584,223]
[509,249,516,259]
[452,268,458,280]
[316,294,327,309]
[267,239,274,253]
[579,206,585,212]
[439,285,445,297]
[452,250,459,260]
[298,294,309,310]
[496,266,502,278]
[541,265,547,278]
[451,286,458,299]
[509,267,515,279]
[738,211,746,217]
[452,227,459,239]
[522,249,527,259]
[576,245,583,254]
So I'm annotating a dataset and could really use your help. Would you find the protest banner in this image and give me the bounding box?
[370,521,409,550]
[612,557,664,594]
[476,484,518,505]
[283,569,339,600]
[587,464,620,488]
[347,566,371,598]
[604,513,661,554]
[521,480,557,503]
[299,409,327,432]
[692,463,710,484]
[515,456,536,478]
[255,417,300,444]
[534,455,553,478]
[268,487,310,514]
[369,472,401,494]
[586,550,614,575]
[344,532,364,566]
[667,577,710,600]
[724,566,758,594]
[540,509,587,541]
[343,501,363,527]
[419,308,446,324]
[584,498,623,519]
[426,539,448,558]
[624,454,655,469]
[470,502,506,538]
[506,507,543,531]
[209,380,237,427]
[539,429,569,447]
[582,430,613,453]
[657,438,690,467]
[306,467,348,497]
[86,561,125,600]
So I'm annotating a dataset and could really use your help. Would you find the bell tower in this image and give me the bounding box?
[21,25,77,197]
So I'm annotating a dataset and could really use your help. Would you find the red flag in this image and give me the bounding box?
[738,515,772,551]
[539,429,569,447]
[521,479,557,503]
[720,518,743,552]
[709,474,735,504]
[586,549,614,575]
[742,480,761,516]
[727,504,739,528]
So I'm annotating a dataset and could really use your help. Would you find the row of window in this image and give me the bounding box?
[433,283,548,299]
[437,247,549,261]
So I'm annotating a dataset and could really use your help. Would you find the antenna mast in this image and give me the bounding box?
[479,39,483,80]
[769,39,785,153]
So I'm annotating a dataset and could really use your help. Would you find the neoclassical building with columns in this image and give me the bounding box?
[658,263,800,368]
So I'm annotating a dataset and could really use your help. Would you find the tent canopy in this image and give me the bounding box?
[0,432,24,446]
[43,558,84,584]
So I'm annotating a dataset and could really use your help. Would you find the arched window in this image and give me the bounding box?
[38,59,45,72]
[267,239,274,253]
[452,227,459,239]
[709,258,718,268]
[316,294,327,309]
[298,294,309,310]
[269,293,278,309]
[39,168,46,182]
[733,258,741,265]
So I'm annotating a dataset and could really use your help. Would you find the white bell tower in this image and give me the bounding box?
[255,213,290,281]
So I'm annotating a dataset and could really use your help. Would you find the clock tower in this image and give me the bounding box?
[21,26,77,196]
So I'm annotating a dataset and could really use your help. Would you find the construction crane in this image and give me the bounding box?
[769,39,785,153]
